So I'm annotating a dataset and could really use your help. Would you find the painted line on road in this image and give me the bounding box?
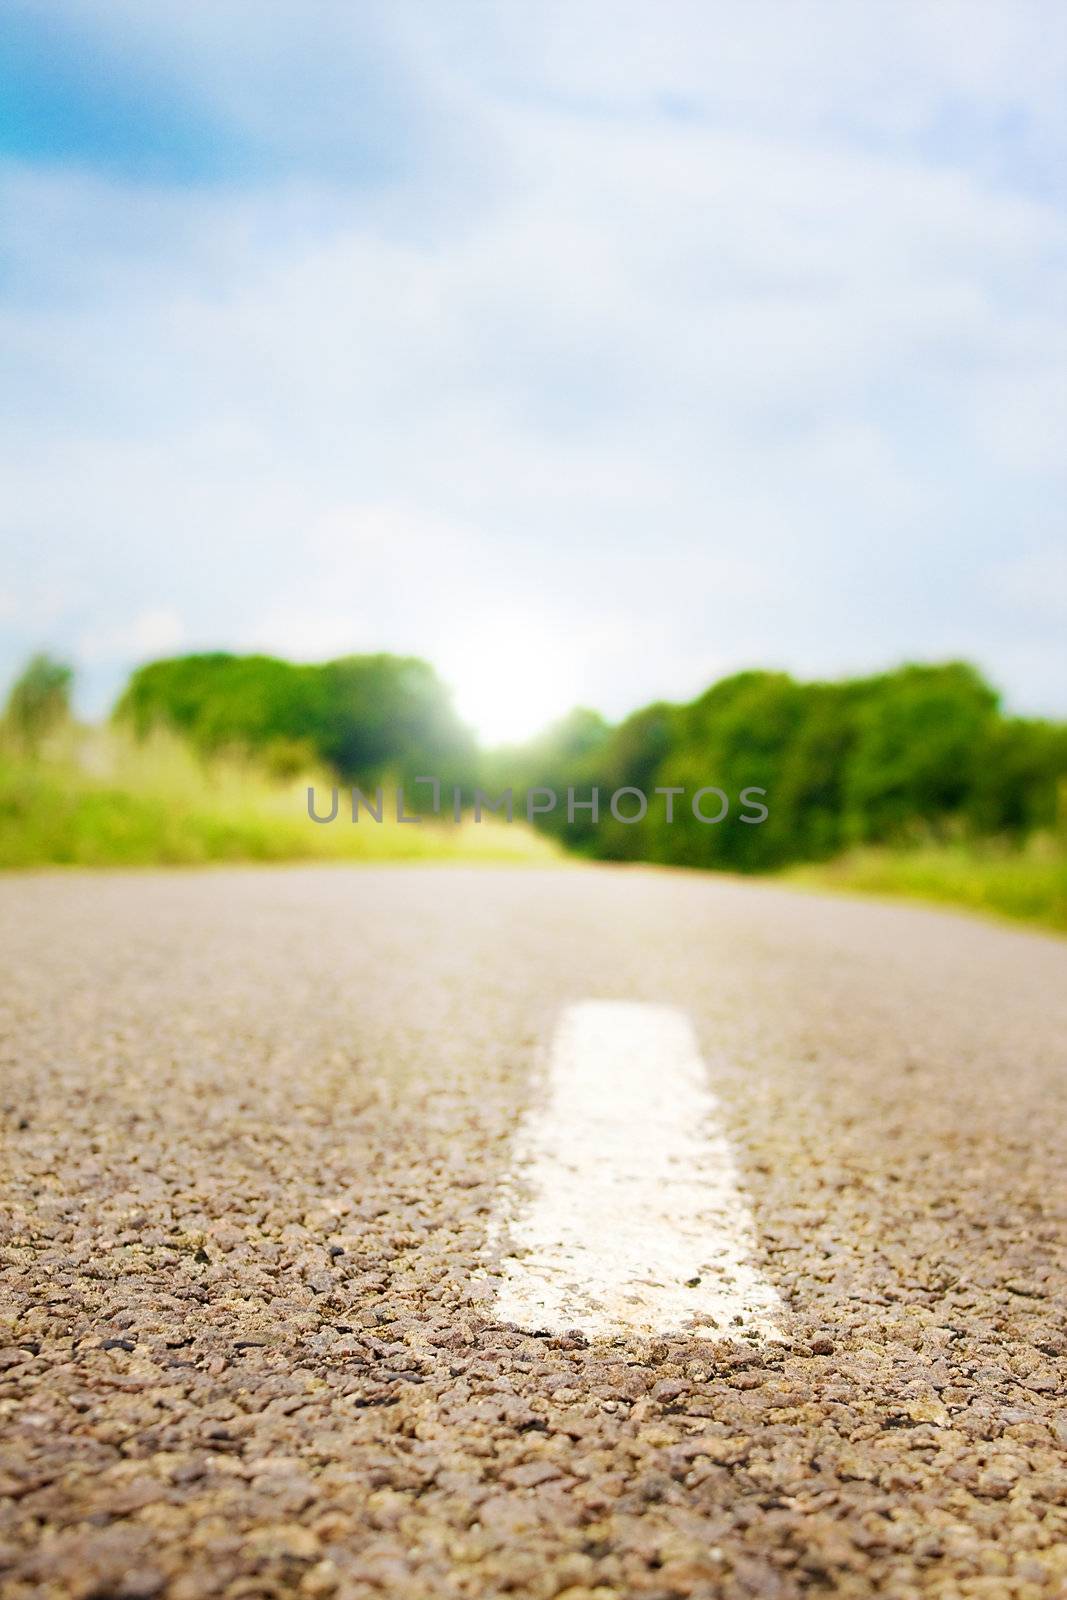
[485,1000,782,1340]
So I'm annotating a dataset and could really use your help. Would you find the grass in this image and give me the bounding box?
[4,727,1064,935]
[787,840,1067,934]
[0,728,561,870]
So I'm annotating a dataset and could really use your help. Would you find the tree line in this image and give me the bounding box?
[493,662,1067,870]
[7,650,1067,873]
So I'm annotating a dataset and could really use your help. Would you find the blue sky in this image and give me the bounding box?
[2,0,1065,740]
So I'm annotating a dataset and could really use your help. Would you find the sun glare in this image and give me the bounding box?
[444,625,579,747]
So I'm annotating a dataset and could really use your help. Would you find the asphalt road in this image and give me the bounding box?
[1,865,1065,1600]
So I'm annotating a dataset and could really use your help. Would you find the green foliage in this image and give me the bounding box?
[0,730,559,870]
[967,718,1067,835]
[790,844,1067,934]
[8,646,1065,912]
[654,673,809,870]
[114,650,475,792]
[315,655,473,787]
[841,662,998,843]
[3,653,74,751]
[485,707,614,851]
[516,660,1067,875]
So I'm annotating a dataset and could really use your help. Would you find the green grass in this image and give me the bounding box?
[0,730,560,870]
[5,730,1064,935]
[787,841,1067,934]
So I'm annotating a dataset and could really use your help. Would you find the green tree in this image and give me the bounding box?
[966,718,1067,836]
[652,672,809,870]
[114,650,475,794]
[4,653,74,752]
[843,663,999,843]
[489,708,612,848]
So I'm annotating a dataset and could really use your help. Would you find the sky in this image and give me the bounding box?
[1,0,1065,742]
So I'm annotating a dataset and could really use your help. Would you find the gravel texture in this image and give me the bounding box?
[0,864,1065,1600]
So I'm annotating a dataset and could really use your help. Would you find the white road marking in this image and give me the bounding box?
[485,1000,782,1340]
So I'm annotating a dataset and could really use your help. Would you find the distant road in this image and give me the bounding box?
[1,865,1065,1598]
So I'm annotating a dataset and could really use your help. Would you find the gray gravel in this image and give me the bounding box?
[1,864,1065,1599]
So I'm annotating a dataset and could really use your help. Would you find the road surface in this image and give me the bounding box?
[1,865,1065,1599]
